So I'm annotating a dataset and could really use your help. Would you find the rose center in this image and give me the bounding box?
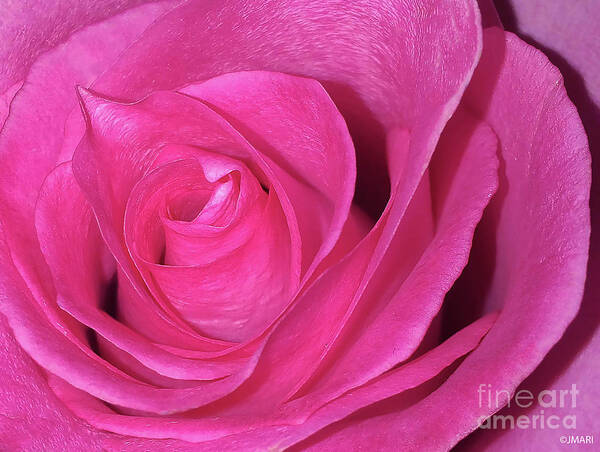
[165,189,212,222]
[164,175,235,226]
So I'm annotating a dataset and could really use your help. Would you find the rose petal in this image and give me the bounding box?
[477,0,502,27]
[0,221,264,414]
[91,0,482,216]
[198,0,483,413]
[96,313,497,446]
[0,80,22,130]
[0,0,176,92]
[49,376,279,443]
[0,0,178,356]
[286,27,591,451]
[125,157,296,341]
[72,87,294,347]
[74,72,358,345]
[458,0,600,447]
[494,0,600,121]
[0,316,108,451]
[35,161,249,380]
[181,71,356,281]
[285,108,498,410]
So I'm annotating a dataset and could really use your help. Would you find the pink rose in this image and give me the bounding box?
[0,1,594,450]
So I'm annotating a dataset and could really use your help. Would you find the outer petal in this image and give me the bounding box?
[97,314,496,448]
[0,315,109,451]
[0,0,167,91]
[459,0,600,448]
[291,28,591,451]
[0,0,178,352]
[91,0,482,216]
[494,0,599,127]
[285,108,498,410]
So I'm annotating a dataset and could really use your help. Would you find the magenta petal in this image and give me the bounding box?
[476,0,502,27]
[99,314,496,447]
[461,5,600,448]
[2,182,262,415]
[94,0,482,126]
[35,162,245,380]
[0,1,178,353]
[286,28,591,451]
[73,72,358,345]
[495,0,600,119]
[125,157,296,342]
[158,0,483,418]
[0,0,541,449]
[459,306,600,450]
[280,314,499,451]
[71,88,272,346]
[288,108,498,409]
[0,1,178,92]
[49,375,286,443]
[181,71,356,280]
[0,80,21,129]
[0,316,108,451]
[0,237,261,415]
[90,0,484,213]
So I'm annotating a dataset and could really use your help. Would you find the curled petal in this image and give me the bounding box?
[181,71,356,280]
[0,2,175,319]
[94,314,497,445]
[34,162,247,380]
[286,108,499,408]
[291,28,591,451]
[125,157,297,341]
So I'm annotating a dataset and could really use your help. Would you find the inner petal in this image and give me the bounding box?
[166,188,213,223]
[164,173,236,226]
[124,154,299,342]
